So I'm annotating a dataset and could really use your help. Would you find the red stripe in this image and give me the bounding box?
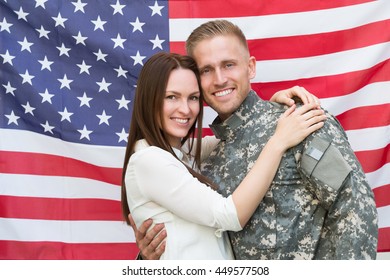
[0,240,138,260]
[169,0,374,19]
[355,145,390,174]
[0,195,123,221]
[378,227,390,252]
[249,19,390,60]
[0,151,122,186]
[373,185,390,208]
[170,19,390,59]
[254,59,390,100]
[336,105,390,131]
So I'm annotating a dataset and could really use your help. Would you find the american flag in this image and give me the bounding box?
[0,0,389,259]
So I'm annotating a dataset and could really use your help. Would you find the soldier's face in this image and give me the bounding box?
[192,35,256,121]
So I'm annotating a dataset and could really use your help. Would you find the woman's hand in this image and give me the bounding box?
[270,86,320,108]
[272,103,326,151]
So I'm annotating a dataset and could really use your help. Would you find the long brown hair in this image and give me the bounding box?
[121,52,214,224]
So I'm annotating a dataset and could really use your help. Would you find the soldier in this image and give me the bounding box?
[132,20,378,259]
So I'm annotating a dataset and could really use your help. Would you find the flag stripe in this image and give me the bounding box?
[253,60,390,100]
[1,174,120,201]
[0,151,122,186]
[0,241,137,260]
[355,145,390,174]
[169,1,390,41]
[169,0,375,19]
[365,164,390,190]
[335,104,390,131]
[171,18,390,59]
[0,129,124,168]
[378,227,390,252]
[0,218,132,243]
[374,185,390,208]
[254,42,390,83]
[0,196,122,221]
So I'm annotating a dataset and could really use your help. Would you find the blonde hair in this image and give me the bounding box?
[186,20,249,57]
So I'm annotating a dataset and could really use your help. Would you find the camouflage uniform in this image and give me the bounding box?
[201,91,378,260]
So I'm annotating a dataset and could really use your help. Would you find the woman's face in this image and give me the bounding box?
[162,68,201,148]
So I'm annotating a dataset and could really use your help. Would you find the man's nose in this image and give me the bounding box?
[214,68,227,86]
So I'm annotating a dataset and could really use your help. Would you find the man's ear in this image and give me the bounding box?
[248,56,256,80]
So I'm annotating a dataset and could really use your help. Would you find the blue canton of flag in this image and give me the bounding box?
[1,0,169,146]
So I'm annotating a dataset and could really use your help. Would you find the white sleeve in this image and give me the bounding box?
[132,146,241,232]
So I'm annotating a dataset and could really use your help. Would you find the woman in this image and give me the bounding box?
[121,52,326,259]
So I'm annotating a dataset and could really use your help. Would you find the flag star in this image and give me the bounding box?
[116,94,131,110]
[91,16,106,31]
[5,111,20,125]
[20,70,34,85]
[78,92,93,107]
[131,51,146,66]
[52,12,68,28]
[111,0,125,15]
[93,49,107,61]
[96,110,112,125]
[77,60,91,74]
[18,37,34,52]
[96,77,111,93]
[58,74,73,90]
[72,0,87,13]
[150,34,165,50]
[1,50,15,65]
[149,1,164,16]
[111,33,126,49]
[114,65,128,78]
[3,82,16,96]
[35,0,48,8]
[0,18,13,33]
[130,17,145,33]
[78,125,92,140]
[41,121,55,134]
[38,56,54,71]
[36,25,50,39]
[57,43,71,57]
[116,128,129,143]
[22,102,36,115]
[73,31,87,45]
[39,89,55,104]
[58,107,74,122]
[15,7,29,21]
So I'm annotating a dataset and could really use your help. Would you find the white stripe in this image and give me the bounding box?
[0,218,134,243]
[169,1,390,41]
[378,205,390,228]
[202,106,217,127]
[0,129,125,168]
[254,41,390,82]
[346,125,390,151]
[320,81,390,115]
[0,174,120,200]
[366,163,390,190]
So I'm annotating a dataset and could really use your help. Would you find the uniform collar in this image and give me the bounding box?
[209,90,260,140]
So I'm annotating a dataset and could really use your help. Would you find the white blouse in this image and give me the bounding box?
[125,137,242,259]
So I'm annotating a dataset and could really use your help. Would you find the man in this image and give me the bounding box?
[131,20,378,259]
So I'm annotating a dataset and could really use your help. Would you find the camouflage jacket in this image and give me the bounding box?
[201,91,378,260]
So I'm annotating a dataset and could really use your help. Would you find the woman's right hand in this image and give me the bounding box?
[272,103,327,151]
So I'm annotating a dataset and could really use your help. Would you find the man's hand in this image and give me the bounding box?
[129,214,166,260]
[270,86,320,107]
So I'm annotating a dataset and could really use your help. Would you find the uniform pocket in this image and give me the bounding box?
[299,136,352,210]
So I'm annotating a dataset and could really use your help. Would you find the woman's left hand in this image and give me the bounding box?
[270,86,320,108]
